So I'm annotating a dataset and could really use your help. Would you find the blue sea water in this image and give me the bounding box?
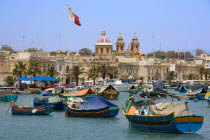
[0,90,210,140]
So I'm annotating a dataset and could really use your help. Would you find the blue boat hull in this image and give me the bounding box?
[42,92,53,96]
[33,98,66,110]
[179,89,187,93]
[0,95,18,102]
[125,113,204,133]
[66,107,120,118]
[188,93,206,100]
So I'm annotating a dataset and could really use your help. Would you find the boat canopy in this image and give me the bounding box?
[79,97,117,110]
[149,102,191,117]
[63,88,95,97]
[98,85,118,93]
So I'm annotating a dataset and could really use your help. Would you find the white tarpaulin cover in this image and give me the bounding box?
[48,95,61,104]
[149,102,191,117]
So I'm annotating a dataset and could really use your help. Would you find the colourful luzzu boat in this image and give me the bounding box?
[0,90,18,102]
[11,102,53,115]
[65,97,120,118]
[34,95,66,110]
[187,87,207,100]
[123,98,204,134]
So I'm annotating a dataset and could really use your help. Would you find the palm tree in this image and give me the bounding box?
[197,66,205,80]
[107,67,118,79]
[166,71,177,82]
[185,73,196,80]
[13,61,27,87]
[98,64,110,79]
[27,61,42,77]
[47,65,59,77]
[46,65,59,85]
[88,66,100,85]
[4,76,15,86]
[67,65,85,86]
[203,69,210,80]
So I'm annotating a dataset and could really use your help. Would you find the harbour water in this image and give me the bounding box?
[0,91,210,140]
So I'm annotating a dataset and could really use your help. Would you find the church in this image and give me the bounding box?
[95,30,143,58]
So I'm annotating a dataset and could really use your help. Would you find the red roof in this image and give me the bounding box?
[96,30,111,44]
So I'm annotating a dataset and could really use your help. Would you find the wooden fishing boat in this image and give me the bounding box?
[65,97,120,118]
[187,87,206,100]
[98,85,119,100]
[34,95,66,110]
[11,102,53,115]
[123,97,204,134]
[129,85,139,94]
[0,90,18,102]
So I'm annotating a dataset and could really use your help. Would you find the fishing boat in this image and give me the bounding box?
[34,95,66,110]
[123,97,204,134]
[65,96,120,118]
[93,79,135,92]
[11,102,53,115]
[62,88,97,101]
[0,90,18,102]
[97,85,119,100]
[179,84,187,93]
[129,85,139,94]
[187,87,207,100]
[42,88,64,96]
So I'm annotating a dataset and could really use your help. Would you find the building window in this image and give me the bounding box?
[107,48,109,53]
[101,48,103,53]
[121,46,123,51]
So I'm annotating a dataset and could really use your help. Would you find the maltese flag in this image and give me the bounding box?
[67,4,81,26]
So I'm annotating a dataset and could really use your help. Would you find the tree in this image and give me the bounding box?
[98,64,110,79]
[184,51,194,61]
[13,61,27,87]
[79,48,92,55]
[26,48,37,52]
[50,51,57,56]
[196,49,205,56]
[197,66,205,80]
[1,45,16,53]
[107,67,118,79]
[185,73,196,80]
[4,76,15,86]
[67,65,85,86]
[46,65,59,77]
[88,66,100,85]
[80,77,85,83]
[27,61,42,77]
[203,69,210,80]
[166,71,177,81]
[46,65,59,85]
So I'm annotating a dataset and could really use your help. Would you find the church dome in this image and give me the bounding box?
[95,30,112,45]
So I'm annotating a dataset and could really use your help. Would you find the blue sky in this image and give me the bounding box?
[0,0,210,55]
